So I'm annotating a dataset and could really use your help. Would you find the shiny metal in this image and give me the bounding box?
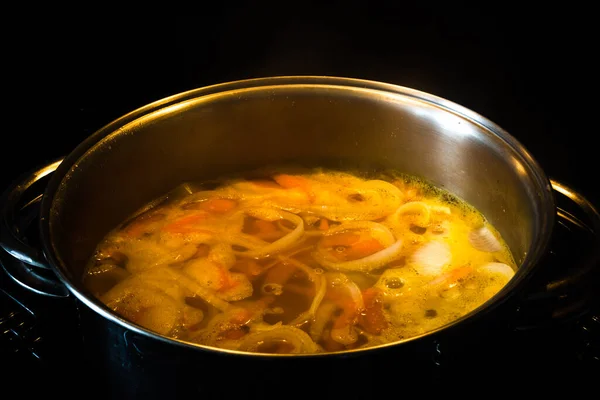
[0,159,63,269]
[31,77,560,355]
[546,179,600,292]
[510,179,600,330]
[0,158,69,297]
[0,249,69,297]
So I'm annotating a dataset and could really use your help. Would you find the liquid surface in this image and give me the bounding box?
[83,168,516,354]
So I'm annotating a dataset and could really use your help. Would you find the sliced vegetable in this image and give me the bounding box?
[233,209,304,258]
[273,174,316,202]
[122,212,167,238]
[238,325,321,354]
[358,288,388,335]
[199,198,238,214]
[314,239,403,273]
[324,272,364,345]
[162,212,211,234]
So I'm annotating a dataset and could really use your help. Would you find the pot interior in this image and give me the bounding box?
[47,79,553,292]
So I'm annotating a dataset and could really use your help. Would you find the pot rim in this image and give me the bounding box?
[38,75,556,358]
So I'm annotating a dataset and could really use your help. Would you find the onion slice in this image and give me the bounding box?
[238,325,321,354]
[279,257,327,326]
[468,226,502,252]
[233,208,305,259]
[409,240,451,276]
[324,221,395,247]
[314,239,403,272]
[387,201,431,227]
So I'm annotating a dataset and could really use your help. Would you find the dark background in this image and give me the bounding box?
[3,3,597,206]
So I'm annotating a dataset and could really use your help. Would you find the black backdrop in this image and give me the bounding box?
[4,4,596,205]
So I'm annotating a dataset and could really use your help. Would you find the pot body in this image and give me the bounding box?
[36,77,554,358]
[75,297,519,397]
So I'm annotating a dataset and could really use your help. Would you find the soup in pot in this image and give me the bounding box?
[83,168,516,354]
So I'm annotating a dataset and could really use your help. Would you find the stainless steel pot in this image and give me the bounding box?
[1,77,598,368]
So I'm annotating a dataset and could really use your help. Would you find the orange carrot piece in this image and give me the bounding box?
[272,174,308,189]
[199,198,237,214]
[343,239,385,260]
[447,266,473,284]
[273,174,316,202]
[359,288,388,335]
[318,218,329,231]
[216,266,240,292]
[325,236,384,262]
[229,308,254,325]
[253,219,278,237]
[320,232,361,248]
[162,212,211,234]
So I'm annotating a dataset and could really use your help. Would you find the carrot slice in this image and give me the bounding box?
[359,288,388,335]
[229,308,254,325]
[199,198,237,214]
[446,266,473,285]
[216,266,240,292]
[273,174,316,202]
[323,234,385,262]
[162,212,211,234]
[318,218,329,231]
[343,239,385,260]
[320,232,361,248]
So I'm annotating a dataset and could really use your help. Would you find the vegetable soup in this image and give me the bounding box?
[83,168,516,354]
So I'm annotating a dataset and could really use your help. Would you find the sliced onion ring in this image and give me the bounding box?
[314,239,403,272]
[389,201,431,227]
[233,208,305,259]
[323,221,395,247]
[279,257,327,326]
[238,325,321,354]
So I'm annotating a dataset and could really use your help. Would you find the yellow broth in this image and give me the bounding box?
[83,168,516,354]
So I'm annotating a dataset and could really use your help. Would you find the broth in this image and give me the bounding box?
[83,168,516,354]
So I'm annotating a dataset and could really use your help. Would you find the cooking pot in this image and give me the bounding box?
[1,76,599,396]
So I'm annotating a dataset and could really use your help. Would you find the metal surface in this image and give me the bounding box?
[511,180,600,330]
[0,249,69,298]
[0,159,63,269]
[14,77,560,356]
[0,159,68,297]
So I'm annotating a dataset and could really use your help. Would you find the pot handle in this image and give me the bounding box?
[0,158,69,297]
[511,179,600,330]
